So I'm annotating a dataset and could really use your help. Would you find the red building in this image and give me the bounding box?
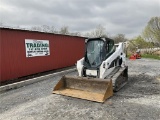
[0,27,85,82]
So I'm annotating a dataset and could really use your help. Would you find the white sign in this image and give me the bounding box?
[25,39,50,57]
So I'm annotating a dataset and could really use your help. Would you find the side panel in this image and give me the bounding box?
[0,28,85,82]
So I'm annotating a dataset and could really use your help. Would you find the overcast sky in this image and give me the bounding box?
[0,0,159,38]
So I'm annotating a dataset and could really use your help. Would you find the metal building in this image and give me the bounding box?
[0,27,85,82]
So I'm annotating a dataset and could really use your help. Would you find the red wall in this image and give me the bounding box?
[0,28,85,82]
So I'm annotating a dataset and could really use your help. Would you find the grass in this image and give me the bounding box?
[141,54,160,60]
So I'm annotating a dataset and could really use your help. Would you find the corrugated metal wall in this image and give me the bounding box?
[0,28,85,82]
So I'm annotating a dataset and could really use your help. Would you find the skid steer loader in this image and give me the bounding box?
[53,37,128,102]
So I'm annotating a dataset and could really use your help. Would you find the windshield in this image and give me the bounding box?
[86,40,105,68]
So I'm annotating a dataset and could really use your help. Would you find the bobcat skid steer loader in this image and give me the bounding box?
[53,37,128,102]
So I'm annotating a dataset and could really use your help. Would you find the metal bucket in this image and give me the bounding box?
[53,76,113,102]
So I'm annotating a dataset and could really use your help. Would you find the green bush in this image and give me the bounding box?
[142,54,160,60]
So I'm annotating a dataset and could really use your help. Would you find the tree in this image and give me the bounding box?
[93,24,107,37]
[143,17,160,45]
[112,34,127,43]
[134,36,153,48]
[84,24,108,37]
[49,26,56,33]
[59,26,69,35]
[31,25,57,33]
[41,25,50,32]
[128,36,153,53]
[31,26,42,31]
[70,32,81,36]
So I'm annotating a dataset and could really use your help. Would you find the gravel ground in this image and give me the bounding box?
[0,58,160,120]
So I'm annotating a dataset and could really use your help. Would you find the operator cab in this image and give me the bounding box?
[83,37,115,77]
